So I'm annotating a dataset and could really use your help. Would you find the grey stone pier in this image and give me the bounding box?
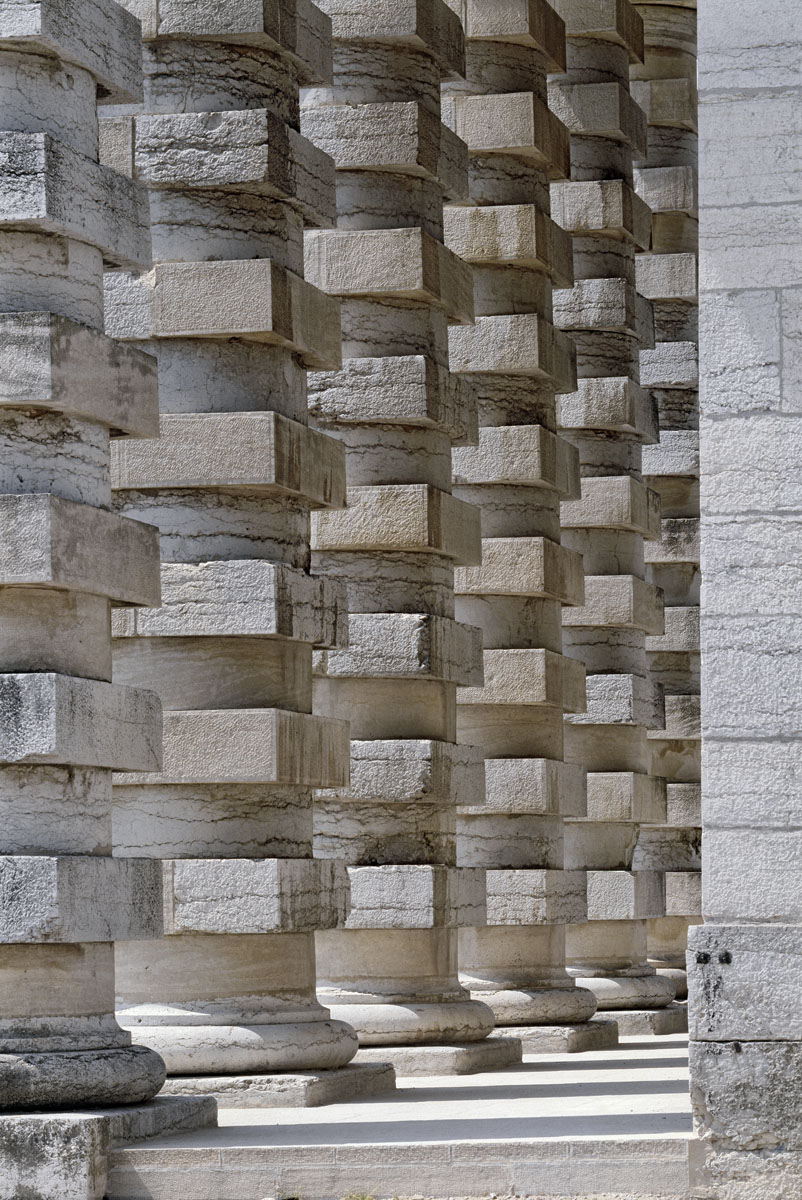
[440,0,614,1057]
[103,0,391,1106]
[303,0,520,1076]
[689,0,802,1194]
[547,0,679,1032]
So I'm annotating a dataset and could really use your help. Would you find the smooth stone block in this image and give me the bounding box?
[0,673,160,771]
[485,868,587,925]
[0,856,161,943]
[354,1035,522,1077]
[0,492,160,606]
[606,1004,687,1036]
[514,1019,619,1054]
[0,311,158,438]
[159,1062,396,1108]
[111,412,346,509]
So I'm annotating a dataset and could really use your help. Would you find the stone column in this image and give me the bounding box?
[689,0,802,1193]
[438,0,614,1056]
[548,0,678,1031]
[304,0,521,1077]
[103,0,389,1107]
[0,0,166,1110]
[627,0,700,1004]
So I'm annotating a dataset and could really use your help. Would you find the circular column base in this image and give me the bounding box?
[324,999,495,1045]
[571,973,676,1010]
[468,985,598,1026]
[0,1045,165,1111]
[123,1019,359,1076]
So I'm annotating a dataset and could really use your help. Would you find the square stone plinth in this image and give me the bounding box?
[159,1062,396,1108]
[355,1034,523,1076]
[597,1004,688,1037]
[512,1019,619,1054]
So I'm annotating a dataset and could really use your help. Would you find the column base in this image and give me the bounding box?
[466,985,599,1027]
[0,1095,215,1200]
[353,1034,522,1076]
[603,1003,687,1037]
[0,1045,166,1111]
[512,1019,619,1054]
[120,1019,358,1076]
[654,966,688,1000]
[158,1062,396,1107]
[573,973,677,1011]
[325,998,495,1045]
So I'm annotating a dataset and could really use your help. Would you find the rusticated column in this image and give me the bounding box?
[439,0,615,1056]
[102,0,391,1106]
[548,0,679,1030]
[304,0,522,1076]
[0,0,166,1110]
[629,0,701,1004]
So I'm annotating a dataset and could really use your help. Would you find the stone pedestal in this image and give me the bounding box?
[304,0,515,1075]
[628,0,702,1003]
[103,0,383,1103]
[438,0,609,1055]
[0,0,168,1114]
[548,0,675,1020]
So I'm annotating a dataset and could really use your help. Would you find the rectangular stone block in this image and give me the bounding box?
[0,0,143,104]
[640,340,698,389]
[482,757,587,817]
[665,870,700,916]
[636,252,697,303]
[453,424,579,494]
[449,312,576,391]
[485,868,587,925]
[646,605,699,654]
[568,672,662,729]
[0,1114,108,1200]
[443,203,573,287]
[690,1039,802,1151]
[322,0,465,77]
[110,260,341,370]
[586,869,664,920]
[317,613,483,686]
[443,91,570,179]
[564,575,664,634]
[0,856,161,943]
[643,429,699,479]
[302,102,464,199]
[112,561,346,648]
[304,227,473,324]
[557,376,658,441]
[547,80,647,156]
[456,537,584,604]
[120,708,349,788]
[312,484,482,565]
[163,859,348,935]
[0,311,158,438]
[561,475,661,539]
[554,278,646,338]
[586,772,666,822]
[550,0,643,59]
[309,355,475,442]
[0,673,160,771]
[645,515,698,564]
[0,493,160,607]
[320,738,485,808]
[0,131,149,269]
[688,924,802,1041]
[666,781,700,826]
[703,829,802,923]
[551,178,651,247]
[345,864,485,929]
[631,77,697,131]
[634,164,697,214]
[111,412,346,509]
[135,110,335,227]
[459,648,586,713]
[462,0,566,71]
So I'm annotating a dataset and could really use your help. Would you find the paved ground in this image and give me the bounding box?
[107,1035,693,1199]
